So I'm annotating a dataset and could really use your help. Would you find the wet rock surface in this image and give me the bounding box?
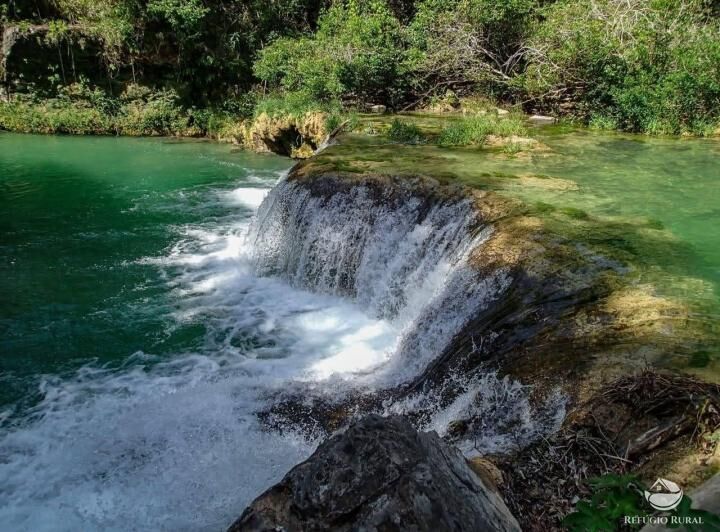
[229,415,521,532]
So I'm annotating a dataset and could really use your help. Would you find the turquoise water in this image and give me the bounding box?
[1,129,719,530]
[1,133,496,530]
[1,134,291,407]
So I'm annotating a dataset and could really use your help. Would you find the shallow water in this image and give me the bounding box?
[319,121,720,373]
[1,128,718,530]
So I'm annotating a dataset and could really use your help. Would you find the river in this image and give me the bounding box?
[1,129,718,530]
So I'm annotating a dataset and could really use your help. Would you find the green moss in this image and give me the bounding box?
[645,219,665,230]
[559,207,590,220]
[689,351,711,368]
[534,201,557,214]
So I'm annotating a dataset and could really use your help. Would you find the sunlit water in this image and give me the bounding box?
[0,135,398,530]
[322,122,720,372]
[1,129,718,530]
[0,134,514,531]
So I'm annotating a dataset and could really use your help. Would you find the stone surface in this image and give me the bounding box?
[467,457,504,493]
[229,415,521,532]
[528,114,557,124]
[369,104,387,114]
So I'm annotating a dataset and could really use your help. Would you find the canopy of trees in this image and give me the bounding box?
[2,0,720,133]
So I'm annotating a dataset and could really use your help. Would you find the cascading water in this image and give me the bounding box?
[0,169,547,532]
[250,179,511,384]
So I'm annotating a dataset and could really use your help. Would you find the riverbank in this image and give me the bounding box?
[3,91,719,147]
[0,89,350,157]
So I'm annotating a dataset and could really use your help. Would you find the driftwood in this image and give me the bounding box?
[326,119,350,143]
[499,370,720,531]
[624,414,695,458]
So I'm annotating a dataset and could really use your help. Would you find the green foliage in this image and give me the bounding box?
[408,0,537,95]
[0,83,231,137]
[524,0,720,135]
[5,0,720,136]
[589,114,620,131]
[253,91,342,119]
[54,0,136,50]
[45,20,71,45]
[564,473,720,532]
[437,114,527,146]
[117,88,188,135]
[563,474,649,531]
[387,119,425,143]
[146,0,208,33]
[252,91,352,140]
[254,0,409,105]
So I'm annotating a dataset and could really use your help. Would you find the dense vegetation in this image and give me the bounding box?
[2,0,720,135]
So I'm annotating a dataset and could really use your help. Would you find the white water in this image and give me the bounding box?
[0,172,551,532]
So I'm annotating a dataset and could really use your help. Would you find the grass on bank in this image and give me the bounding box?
[437,113,528,147]
[0,85,356,140]
[387,119,425,143]
[384,114,531,149]
[0,85,220,136]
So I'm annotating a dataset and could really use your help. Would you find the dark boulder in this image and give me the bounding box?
[229,415,521,532]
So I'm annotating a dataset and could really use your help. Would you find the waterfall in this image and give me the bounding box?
[247,176,556,453]
[249,178,511,384]
[0,170,556,531]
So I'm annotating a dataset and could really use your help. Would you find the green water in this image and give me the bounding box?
[0,133,291,407]
[0,128,719,529]
[313,122,720,371]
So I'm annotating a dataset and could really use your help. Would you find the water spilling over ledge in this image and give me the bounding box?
[249,177,508,386]
[250,161,703,456]
[0,132,717,531]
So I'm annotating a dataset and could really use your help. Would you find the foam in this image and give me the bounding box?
[0,171,552,531]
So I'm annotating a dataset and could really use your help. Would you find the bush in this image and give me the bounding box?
[0,98,113,134]
[117,88,188,135]
[254,0,409,106]
[0,85,201,136]
[408,0,537,97]
[386,118,425,143]
[437,114,527,146]
[523,0,720,135]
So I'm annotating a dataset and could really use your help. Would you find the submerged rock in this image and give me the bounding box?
[229,415,521,532]
[528,114,557,125]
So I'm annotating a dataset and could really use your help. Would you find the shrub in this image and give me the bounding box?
[387,118,425,143]
[523,0,720,135]
[408,0,538,97]
[0,85,196,136]
[254,0,409,106]
[117,89,188,135]
[437,114,527,146]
